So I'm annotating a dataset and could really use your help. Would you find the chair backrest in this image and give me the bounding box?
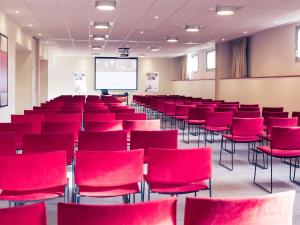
[271,127,300,150]
[84,113,116,122]
[214,107,237,112]
[58,198,177,225]
[263,112,289,125]
[45,113,82,125]
[84,108,110,114]
[188,107,214,120]
[237,107,260,111]
[240,104,259,108]
[205,112,233,127]
[130,130,178,156]
[175,105,194,116]
[0,151,67,191]
[115,113,147,120]
[231,118,263,136]
[0,202,47,225]
[78,130,127,151]
[24,109,56,115]
[234,111,261,118]
[123,120,161,138]
[147,148,211,184]
[23,133,74,164]
[110,108,135,114]
[184,191,295,225]
[41,121,81,141]
[11,114,44,133]
[84,120,123,132]
[0,132,16,155]
[262,107,284,113]
[56,109,83,114]
[75,150,144,187]
[266,117,298,135]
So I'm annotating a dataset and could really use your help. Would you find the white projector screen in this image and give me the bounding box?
[95,57,138,90]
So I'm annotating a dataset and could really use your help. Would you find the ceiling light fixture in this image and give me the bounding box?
[92,45,102,50]
[185,25,200,32]
[167,37,178,43]
[91,34,108,41]
[221,38,226,41]
[28,24,33,27]
[154,16,159,19]
[38,33,42,36]
[140,30,144,34]
[95,0,116,10]
[15,10,20,14]
[149,46,159,52]
[186,42,199,45]
[243,31,248,34]
[94,22,111,29]
[216,5,235,16]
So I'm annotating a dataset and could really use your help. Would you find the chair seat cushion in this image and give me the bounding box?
[174,116,188,120]
[186,120,205,125]
[0,186,65,201]
[78,183,139,197]
[200,125,230,132]
[148,181,208,194]
[257,146,300,157]
[223,134,261,142]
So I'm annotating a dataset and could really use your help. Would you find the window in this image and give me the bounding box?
[187,54,199,77]
[206,50,216,70]
[296,26,300,60]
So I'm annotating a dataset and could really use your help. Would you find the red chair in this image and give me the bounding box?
[45,113,82,125]
[84,113,116,122]
[24,109,56,115]
[163,102,177,129]
[238,107,260,111]
[0,132,16,155]
[84,120,123,132]
[240,104,259,108]
[263,112,289,125]
[58,197,177,225]
[0,122,33,149]
[146,148,212,201]
[0,202,47,225]
[110,108,135,114]
[220,118,263,170]
[0,151,68,203]
[41,121,81,143]
[23,133,74,165]
[130,130,178,162]
[56,109,83,114]
[262,106,284,114]
[234,111,261,118]
[199,112,233,147]
[184,191,295,225]
[115,113,147,120]
[11,114,44,133]
[123,120,161,139]
[254,127,300,192]
[78,130,127,151]
[173,105,193,131]
[84,108,110,114]
[214,107,237,112]
[292,111,300,125]
[73,150,144,203]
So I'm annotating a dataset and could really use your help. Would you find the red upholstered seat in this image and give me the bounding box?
[0,202,47,225]
[58,197,177,225]
[115,113,146,120]
[84,120,123,132]
[11,114,44,133]
[84,113,116,122]
[222,134,261,142]
[185,119,205,125]
[257,146,300,157]
[0,132,16,155]
[184,191,295,225]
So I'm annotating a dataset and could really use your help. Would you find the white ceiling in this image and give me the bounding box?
[1,0,300,57]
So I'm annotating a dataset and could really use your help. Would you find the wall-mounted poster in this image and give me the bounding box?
[0,33,8,107]
[73,73,86,95]
[145,72,159,92]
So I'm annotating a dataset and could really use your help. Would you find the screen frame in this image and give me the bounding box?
[94,56,138,91]
[0,33,8,108]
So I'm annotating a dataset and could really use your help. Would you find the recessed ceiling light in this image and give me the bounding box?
[94,22,111,29]
[91,34,108,41]
[222,38,226,41]
[216,5,235,16]
[140,30,144,34]
[149,46,159,52]
[46,41,49,44]
[92,45,102,50]
[38,33,42,36]
[167,37,178,43]
[15,10,20,14]
[185,25,200,32]
[95,0,116,10]
[243,31,248,34]
[28,24,33,27]
[154,16,159,19]
[186,42,199,45]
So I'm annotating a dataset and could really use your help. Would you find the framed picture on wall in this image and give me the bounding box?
[0,33,8,107]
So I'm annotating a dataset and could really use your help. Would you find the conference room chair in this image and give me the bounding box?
[110,108,135,114]
[173,105,193,131]
[0,202,47,225]
[221,101,239,105]
[58,197,177,225]
[130,130,178,162]
[11,114,44,133]
[72,150,144,203]
[240,104,260,108]
[84,120,123,132]
[84,113,116,122]
[214,107,237,113]
[0,132,16,155]
[85,102,106,108]
[234,111,261,118]
[56,109,83,114]
[23,133,74,165]
[115,112,147,120]
[262,106,284,113]
[254,127,300,193]
[0,151,68,205]
[237,107,260,111]
[217,103,239,108]
[219,118,263,170]
[123,120,161,140]
[0,122,33,149]
[199,112,233,147]
[162,102,177,129]
[24,109,56,115]
[45,113,82,128]
[263,111,289,124]
[292,111,300,125]
[78,130,127,151]
[146,148,212,201]
[84,108,110,114]
[183,107,214,143]
[184,191,295,225]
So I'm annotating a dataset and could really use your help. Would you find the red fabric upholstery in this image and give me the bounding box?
[0,132,16,155]
[0,151,67,201]
[75,150,143,197]
[78,130,127,151]
[11,114,44,133]
[110,108,135,114]
[271,126,300,150]
[234,111,261,118]
[57,109,83,114]
[24,109,56,115]
[84,120,123,132]
[0,202,47,225]
[262,107,284,113]
[45,113,82,125]
[84,113,116,122]
[23,133,74,164]
[58,197,177,225]
[257,146,300,157]
[115,113,147,120]
[130,130,178,157]
[240,104,259,108]
[84,108,110,114]
[203,112,233,131]
[41,121,81,141]
[214,107,237,113]
[265,117,298,137]
[174,105,194,119]
[146,148,211,194]
[123,120,161,138]
[184,191,295,225]
[238,107,260,111]
[187,107,214,125]
[263,112,289,125]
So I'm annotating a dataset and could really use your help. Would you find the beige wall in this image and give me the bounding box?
[40,60,48,103]
[189,49,215,80]
[48,56,174,100]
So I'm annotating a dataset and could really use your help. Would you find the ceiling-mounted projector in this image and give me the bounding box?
[118,47,130,57]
